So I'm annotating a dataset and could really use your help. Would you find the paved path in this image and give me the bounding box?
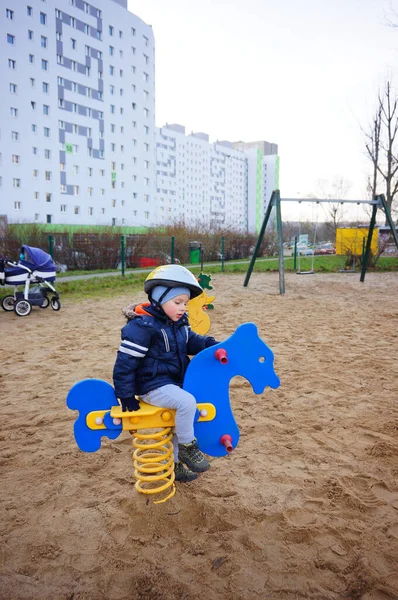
[57,258,277,282]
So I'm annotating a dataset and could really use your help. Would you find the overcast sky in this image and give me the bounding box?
[128,0,397,220]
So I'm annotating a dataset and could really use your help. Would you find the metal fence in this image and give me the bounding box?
[1,230,278,273]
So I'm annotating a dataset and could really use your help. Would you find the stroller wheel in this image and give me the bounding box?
[40,296,50,309]
[51,298,61,311]
[1,295,15,311]
[14,299,32,317]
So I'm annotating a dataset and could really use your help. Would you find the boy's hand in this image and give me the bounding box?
[120,397,140,412]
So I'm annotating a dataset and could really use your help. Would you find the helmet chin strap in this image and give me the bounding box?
[149,287,171,309]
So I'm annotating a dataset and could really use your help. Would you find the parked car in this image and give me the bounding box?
[297,244,314,256]
[314,243,336,255]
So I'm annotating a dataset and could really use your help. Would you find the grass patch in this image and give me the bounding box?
[1,255,397,304]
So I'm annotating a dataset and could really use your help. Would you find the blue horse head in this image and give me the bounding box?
[184,322,280,457]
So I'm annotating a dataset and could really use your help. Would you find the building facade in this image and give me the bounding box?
[0,0,156,226]
[1,0,278,233]
[156,124,278,233]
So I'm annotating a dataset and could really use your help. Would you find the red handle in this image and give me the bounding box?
[220,434,233,452]
[215,348,228,364]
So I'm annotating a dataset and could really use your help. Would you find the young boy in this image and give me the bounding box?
[113,264,219,483]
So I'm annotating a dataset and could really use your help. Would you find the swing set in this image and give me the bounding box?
[244,192,398,294]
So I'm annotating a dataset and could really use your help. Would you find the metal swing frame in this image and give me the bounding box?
[244,191,398,295]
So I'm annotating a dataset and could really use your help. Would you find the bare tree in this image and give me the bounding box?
[364,81,398,222]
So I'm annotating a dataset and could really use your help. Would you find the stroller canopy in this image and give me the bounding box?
[21,245,56,270]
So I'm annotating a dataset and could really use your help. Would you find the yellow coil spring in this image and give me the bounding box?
[132,427,176,504]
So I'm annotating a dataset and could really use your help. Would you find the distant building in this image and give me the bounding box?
[0,0,278,233]
[156,125,279,233]
[0,0,156,226]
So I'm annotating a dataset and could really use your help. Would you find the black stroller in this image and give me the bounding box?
[0,245,61,317]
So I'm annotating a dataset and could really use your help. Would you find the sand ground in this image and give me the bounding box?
[1,272,398,600]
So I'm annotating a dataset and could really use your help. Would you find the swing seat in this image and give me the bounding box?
[296,270,315,275]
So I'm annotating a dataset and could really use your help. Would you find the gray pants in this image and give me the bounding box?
[141,384,196,461]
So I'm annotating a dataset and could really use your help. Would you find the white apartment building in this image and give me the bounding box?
[156,124,279,233]
[0,0,156,226]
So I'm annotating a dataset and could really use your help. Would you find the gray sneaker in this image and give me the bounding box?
[174,461,198,483]
[178,439,210,473]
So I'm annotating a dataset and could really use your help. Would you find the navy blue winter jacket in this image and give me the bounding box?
[113,303,218,400]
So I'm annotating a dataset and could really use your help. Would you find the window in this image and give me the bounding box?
[33,169,38,177]
[42,82,49,93]
[28,30,34,40]
[29,54,34,64]
[7,34,15,45]
[144,126,149,135]
[111,143,115,151]
[60,184,66,193]
[88,167,93,176]
[10,107,17,117]
[35,213,39,221]
[143,72,149,82]
[73,186,79,196]
[8,59,16,69]
[14,201,22,210]
[144,108,149,118]
[46,193,52,202]
[88,187,93,196]
[109,45,114,55]
[40,12,47,25]
[143,35,149,46]
[59,120,65,129]
[57,55,63,64]
[42,59,48,70]
[46,215,52,224]
[60,162,65,171]
[119,69,123,77]
[13,178,21,188]
[57,76,64,85]
[74,206,80,214]
[27,6,33,16]
[41,35,47,47]
[144,142,149,151]
[56,31,62,41]
[43,105,49,115]
[60,204,67,212]
[110,84,115,95]
[6,8,14,19]
[31,101,36,109]
[144,160,149,169]
[100,169,105,176]
[132,102,136,110]
[119,30,123,38]
[110,104,115,114]
[30,78,35,87]
[12,154,19,163]
[144,194,150,203]
[111,199,116,207]
[83,24,89,34]
[58,98,64,108]
[109,65,114,75]
[45,171,51,181]
[32,146,38,154]
[34,191,39,199]
[44,127,50,137]
[44,149,51,159]
[144,212,149,219]
[109,25,114,36]
[73,165,79,174]
[71,38,76,49]
[100,188,105,195]
[32,124,37,132]
[9,83,17,93]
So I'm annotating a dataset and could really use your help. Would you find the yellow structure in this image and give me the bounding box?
[86,400,216,504]
[336,228,378,256]
[187,290,215,335]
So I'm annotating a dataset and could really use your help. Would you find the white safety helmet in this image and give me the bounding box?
[144,264,203,300]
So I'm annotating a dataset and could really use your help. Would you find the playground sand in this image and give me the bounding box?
[1,271,398,600]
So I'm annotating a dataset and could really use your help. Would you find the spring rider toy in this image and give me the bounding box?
[66,323,280,503]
